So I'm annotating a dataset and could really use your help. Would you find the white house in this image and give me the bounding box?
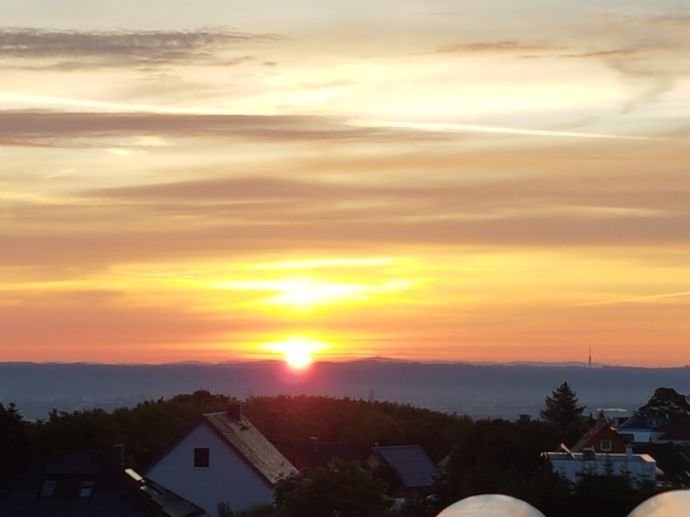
[543,448,659,487]
[146,405,297,516]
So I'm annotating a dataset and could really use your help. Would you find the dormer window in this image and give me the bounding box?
[600,439,612,451]
[194,447,210,468]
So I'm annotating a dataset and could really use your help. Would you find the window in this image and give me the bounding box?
[79,481,95,498]
[194,447,210,468]
[39,480,57,497]
[600,439,612,452]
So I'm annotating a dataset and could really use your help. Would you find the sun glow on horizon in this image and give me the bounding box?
[266,336,328,370]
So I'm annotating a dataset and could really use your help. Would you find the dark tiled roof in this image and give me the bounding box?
[0,450,169,516]
[371,445,437,488]
[619,414,657,430]
[204,411,298,485]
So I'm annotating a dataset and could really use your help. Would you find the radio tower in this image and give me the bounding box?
[588,345,592,368]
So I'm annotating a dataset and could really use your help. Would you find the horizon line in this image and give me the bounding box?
[1,358,689,369]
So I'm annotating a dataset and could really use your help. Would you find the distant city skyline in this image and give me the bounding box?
[2,1,690,365]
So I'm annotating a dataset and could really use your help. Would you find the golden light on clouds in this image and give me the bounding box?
[2,2,690,365]
[212,277,412,310]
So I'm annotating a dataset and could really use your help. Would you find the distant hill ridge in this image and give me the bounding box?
[1,360,689,420]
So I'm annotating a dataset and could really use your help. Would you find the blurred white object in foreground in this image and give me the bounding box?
[436,494,545,517]
[628,490,690,517]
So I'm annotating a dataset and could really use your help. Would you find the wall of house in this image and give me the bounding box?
[621,429,655,443]
[146,422,274,516]
[588,427,628,453]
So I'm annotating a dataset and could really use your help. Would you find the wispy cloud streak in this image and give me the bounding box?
[576,291,690,307]
[354,119,662,141]
[0,110,440,146]
[0,27,278,68]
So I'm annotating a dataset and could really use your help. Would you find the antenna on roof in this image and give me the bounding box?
[559,443,574,459]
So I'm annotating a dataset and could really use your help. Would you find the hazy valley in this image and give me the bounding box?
[3,360,689,420]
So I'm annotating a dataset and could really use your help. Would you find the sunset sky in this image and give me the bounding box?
[2,1,690,365]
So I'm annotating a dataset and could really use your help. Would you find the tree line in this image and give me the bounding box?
[0,384,666,516]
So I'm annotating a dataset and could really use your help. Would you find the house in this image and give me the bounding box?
[617,414,664,444]
[0,448,205,517]
[571,416,628,453]
[283,438,361,472]
[619,388,690,444]
[145,405,297,516]
[365,445,437,491]
[542,447,659,487]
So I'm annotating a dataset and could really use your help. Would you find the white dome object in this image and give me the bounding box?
[628,490,690,517]
[437,494,546,517]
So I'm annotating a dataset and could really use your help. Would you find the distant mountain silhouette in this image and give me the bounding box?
[1,360,688,420]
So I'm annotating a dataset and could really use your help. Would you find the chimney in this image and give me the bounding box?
[226,403,242,421]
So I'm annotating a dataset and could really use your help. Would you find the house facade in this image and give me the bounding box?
[543,450,658,487]
[571,418,628,453]
[146,406,297,516]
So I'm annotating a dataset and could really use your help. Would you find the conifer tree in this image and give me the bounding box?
[540,382,586,429]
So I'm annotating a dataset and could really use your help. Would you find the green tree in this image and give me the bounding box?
[243,504,279,517]
[540,382,586,429]
[0,402,31,482]
[567,474,656,517]
[275,461,392,517]
[432,418,566,514]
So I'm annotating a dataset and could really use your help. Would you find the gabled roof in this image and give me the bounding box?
[619,413,657,430]
[571,419,610,452]
[370,445,437,488]
[571,418,627,452]
[203,411,297,485]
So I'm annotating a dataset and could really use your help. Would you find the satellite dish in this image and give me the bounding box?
[436,494,546,517]
[628,490,690,517]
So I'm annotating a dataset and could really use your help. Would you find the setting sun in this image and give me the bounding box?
[3,0,690,369]
[266,337,328,370]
